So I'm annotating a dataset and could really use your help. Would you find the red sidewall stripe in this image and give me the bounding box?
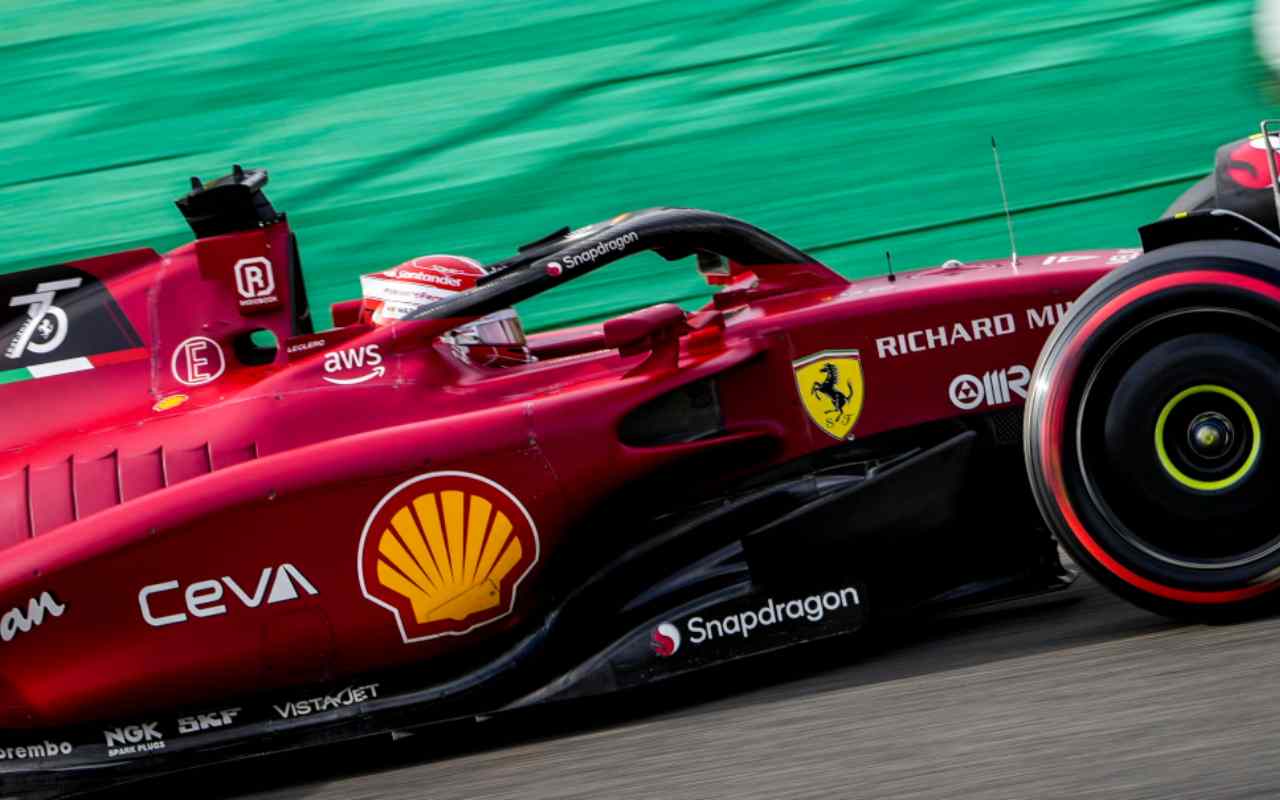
[1041,270,1280,604]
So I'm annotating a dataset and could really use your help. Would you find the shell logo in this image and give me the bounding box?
[357,472,540,643]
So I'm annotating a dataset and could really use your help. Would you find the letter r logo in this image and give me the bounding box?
[234,257,275,299]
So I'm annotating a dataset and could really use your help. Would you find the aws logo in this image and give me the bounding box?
[322,344,384,385]
[357,472,540,644]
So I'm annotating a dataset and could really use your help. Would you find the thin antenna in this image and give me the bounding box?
[885,250,896,282]
[991,137,1018,268]
[1260,120,1280,227]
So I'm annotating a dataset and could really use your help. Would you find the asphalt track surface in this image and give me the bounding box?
[102,566,1280,800]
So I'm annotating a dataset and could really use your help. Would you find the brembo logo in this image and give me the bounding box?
[138,564,318,627]
[559,231,639,270]
[0,591,65,643]
[0,741,73,761]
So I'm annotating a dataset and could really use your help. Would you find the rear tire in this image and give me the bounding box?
[1162,174,1215,218]
[1025,239,1280,619]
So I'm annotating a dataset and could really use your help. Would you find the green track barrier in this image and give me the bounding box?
[3,0,1275,329]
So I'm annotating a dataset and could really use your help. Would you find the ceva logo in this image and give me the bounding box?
[651,622,681,657]
[138,563,317,628]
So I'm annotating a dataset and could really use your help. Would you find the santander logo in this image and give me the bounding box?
[651,622,681,657]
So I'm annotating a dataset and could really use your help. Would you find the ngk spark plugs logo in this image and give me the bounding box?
[171,336,226,387]
[103,722,164,758]
[232,257,281,313]
[948,365,1030,410]
[358,472,540,643]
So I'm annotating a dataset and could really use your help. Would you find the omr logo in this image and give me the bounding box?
[651,622,681,657]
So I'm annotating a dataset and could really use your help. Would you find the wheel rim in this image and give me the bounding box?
[1153,384,1261,492]
[1074,309,1280,571]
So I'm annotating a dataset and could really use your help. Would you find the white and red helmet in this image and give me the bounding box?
[359,254,487,325]
[360,254,533,366]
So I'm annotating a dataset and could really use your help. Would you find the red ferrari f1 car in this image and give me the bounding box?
[5,129,1280,795]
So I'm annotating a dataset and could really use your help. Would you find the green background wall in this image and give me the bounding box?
[4,0,1276,329]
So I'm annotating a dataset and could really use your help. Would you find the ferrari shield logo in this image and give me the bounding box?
[794,350,864,440]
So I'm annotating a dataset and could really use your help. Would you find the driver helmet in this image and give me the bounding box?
[359,254,533,366]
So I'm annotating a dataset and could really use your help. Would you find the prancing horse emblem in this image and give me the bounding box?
[793,350,865,440]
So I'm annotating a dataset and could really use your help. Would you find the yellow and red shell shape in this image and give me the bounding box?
[358,471,540,643]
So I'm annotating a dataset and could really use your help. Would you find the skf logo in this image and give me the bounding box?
[322,344,384,385]
[171,336,225,387]
[358,472,540,643]
[651,622,681,657]
[138,563,318,627]
[793,350,865,441]
[948,365,1031,410]
[104,722,164,757]
[233,257,280,312]
[177,708,240,735]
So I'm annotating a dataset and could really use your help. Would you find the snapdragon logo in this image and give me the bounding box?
[560,231,639,269]
[686,586,860,645]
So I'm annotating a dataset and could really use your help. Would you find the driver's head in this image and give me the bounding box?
[359,255,487,325]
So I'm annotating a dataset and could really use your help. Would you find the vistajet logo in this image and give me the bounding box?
[560,232,639,269]
[274,683,380,719]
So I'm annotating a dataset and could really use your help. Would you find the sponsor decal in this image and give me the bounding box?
[1227,135,1280,190]
[232,257,281,313]
[0,740,73,761]
[171,336,226,387]
[138,563,317,628]
[684,587,860,646]
[103,722,164,758]
[358,471,540,643]
[793,350,865,441]
[177,708,240,735]
[558,231,639,270]
[274,682,380,719]
[0,591,65,643]
[545,261,564,277]
[322,344,384,385]
[152,393,189,413]
[651,622,681,657]
[0,266,144,379]
[948,364,1031,410]
[647,586,863,669]
[1107,249,1141,265]
[875,313,1015,359]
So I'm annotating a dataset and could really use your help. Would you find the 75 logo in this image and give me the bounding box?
[6,278,82,360]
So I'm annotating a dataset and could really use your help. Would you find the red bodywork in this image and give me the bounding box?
[0,211,1135,729]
